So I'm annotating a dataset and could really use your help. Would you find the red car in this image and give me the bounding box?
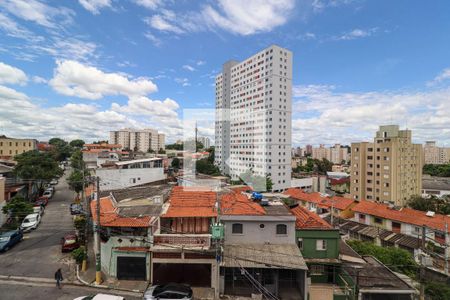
[33,196,49,207]
[61,234,80,252]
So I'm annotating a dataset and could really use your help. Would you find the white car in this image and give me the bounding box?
[33,206,44,217]
[74,294,125,300]
[43,189,53,198]
[20,213,41,232]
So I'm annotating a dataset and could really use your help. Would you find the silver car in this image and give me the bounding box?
[144,284,193,300]
[20,213,41,232]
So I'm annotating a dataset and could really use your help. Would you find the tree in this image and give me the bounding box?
[70,149,84,169]
[49,137,71,161]
[171,157,181,169]
[2,196,33,225]
[196,158,221,176]
[14,150,63,192]
[347,240,418,278]
[147,148,155,154]
[69,139,85,148]
[67,169,85,194]
[166,143,183,150]
[425,281,450,300]
[239,169,273,192]
[408,195,450,215]
[423,164,450,177]
[158,148,166,154]
[206,146,215,164]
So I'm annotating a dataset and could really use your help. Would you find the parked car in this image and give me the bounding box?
[61,233,80,252]
[70,203,84,215]
[144,283,193,300]
[34,196,49,207]
[50,179,58,185]
[20,213,41,232]
[33,205,44,217]
[0,229,23,252]
[43,189,53,199]
[74,294,125,300]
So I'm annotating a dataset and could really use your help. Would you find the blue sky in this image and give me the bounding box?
[0,0,449,146]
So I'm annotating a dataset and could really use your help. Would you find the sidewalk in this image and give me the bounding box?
[77,244,148,293]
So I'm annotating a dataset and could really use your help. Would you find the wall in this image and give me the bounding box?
[222,216,296,245]
[291,178,313,189]
[96,167,165,191]
[296,230,340,259]
[0,177,5,226]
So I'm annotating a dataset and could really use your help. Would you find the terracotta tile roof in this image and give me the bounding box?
[91,196,153,227]
[329,177,350,185]
[84,143,122,148]
[352,200,450,233]
[115,247,148,252]
[221,191,265,216]
[284,188,355,210]
[290,205,332,229]
[162,186,217,218]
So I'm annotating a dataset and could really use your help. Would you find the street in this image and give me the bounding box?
[0,170,85,298]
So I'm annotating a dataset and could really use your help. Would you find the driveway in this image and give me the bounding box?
[0,170,77,279]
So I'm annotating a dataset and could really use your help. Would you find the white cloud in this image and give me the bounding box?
[49,60,158,100]
[0,12,44,42]
[32,76,47,84]
[428,68,450,86]
[78,0,112,15]
[312,0,356,12]
[335,28,378,40]
[183,65,196,72]
[146,0,295,36]
[0,0,74,28]
[196,60,206,66]
[0,62,28,85]
[144,32,162,46]
[175,77,190,87]
[134,0,162,10]
[291,84,450,146]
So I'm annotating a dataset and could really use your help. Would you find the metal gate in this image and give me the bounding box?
[117,256,146,280]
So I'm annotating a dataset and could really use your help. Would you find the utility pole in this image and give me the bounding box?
[419,225,426,300]
[81,161,88,272]
[195,121,198,153]
[445,222,449,276]
[214,185,223,300]
[94,176,102,285]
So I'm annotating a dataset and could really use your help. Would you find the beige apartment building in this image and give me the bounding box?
[423,141,450,164]
[0,136,37,159]
[350,125,423,206]
[109,128,165,152]
[311,143,349,164]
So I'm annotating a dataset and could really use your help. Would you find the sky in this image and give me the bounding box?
[0,0,449,146]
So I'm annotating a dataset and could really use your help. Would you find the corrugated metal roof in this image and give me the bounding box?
[223,244,307,270]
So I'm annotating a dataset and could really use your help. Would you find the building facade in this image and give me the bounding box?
[350,125,423,206]
[423,141,450,164]
[197,136,211,149]
[214,45,292,191]
[311,144,349,164]
[110,128,165,152]
[0,136,37,159]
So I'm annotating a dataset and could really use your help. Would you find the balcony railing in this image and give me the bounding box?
[153,233,211,249]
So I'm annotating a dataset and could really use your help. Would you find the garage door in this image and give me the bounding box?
[117,256,146,280]
[153,263,211,287]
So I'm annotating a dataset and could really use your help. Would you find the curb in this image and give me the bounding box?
[0,274,83,287]
[75,266,144,294]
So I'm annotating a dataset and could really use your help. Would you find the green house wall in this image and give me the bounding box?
[296,229,340,259]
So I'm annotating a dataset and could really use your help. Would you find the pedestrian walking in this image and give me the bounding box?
[54,268,63,289]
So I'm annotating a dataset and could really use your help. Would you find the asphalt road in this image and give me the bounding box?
[0,281,142,300]
[0,170,77,279]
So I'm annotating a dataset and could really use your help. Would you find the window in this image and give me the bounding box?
[316,240,327,251]
[232,223,243,234]
[374,217,383,224]
[297,238,303,250]
[310,264,325,275]
[276,224,287,235]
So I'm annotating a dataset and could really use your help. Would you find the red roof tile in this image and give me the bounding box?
[221,191,265,216]
[352,200,450,233]
[284,188,355,210]
[162,186,217,218]
[290,205,332,229]
[91,196,153,227]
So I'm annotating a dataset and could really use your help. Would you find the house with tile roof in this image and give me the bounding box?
[284,188,357,219]
[89,183,172,281]
[219,188,308,300]
[290,205,355,300]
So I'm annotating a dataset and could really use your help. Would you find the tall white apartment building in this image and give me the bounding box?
[215,45,292,191]
[110,128,165,152]
[198,137,211,149]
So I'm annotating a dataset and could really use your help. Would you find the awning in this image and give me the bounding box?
[223,244,307,270]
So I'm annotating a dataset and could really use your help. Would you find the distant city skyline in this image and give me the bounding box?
[0,1,449,146]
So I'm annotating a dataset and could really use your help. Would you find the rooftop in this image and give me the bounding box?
[352,200,450,233]
[162,186,217,218]
[422,176,450,191]
[284,188,355,210]
[114,157,162,165]
[290,205,332,230]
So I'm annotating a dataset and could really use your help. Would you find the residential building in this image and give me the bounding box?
[350,125,423,206]
[423,141,450,164]
[344,256,418,300]
[290,205,355,300]
[197,136,211,149]
[422,175,450,197]
[305,145,313,155]
[312,144,349,164]
[95,158,165,191]
[89,183,172,280]
[327,172,350,195]
[109,128,165,152]
[0,177,5,226]
[285,188,356,219]
[0,136,37,159]
[220,187,307,299]
[214,45,292,191]
[312,144,329,161]
[82,148,124,170]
